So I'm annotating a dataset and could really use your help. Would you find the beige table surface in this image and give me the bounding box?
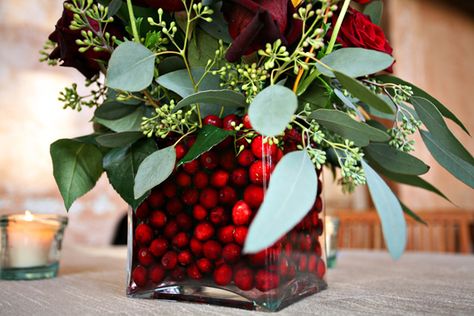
[0,247,473,315]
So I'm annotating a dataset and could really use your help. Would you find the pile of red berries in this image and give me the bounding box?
[130,115,325,293]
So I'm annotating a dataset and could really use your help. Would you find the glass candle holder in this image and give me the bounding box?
[325,216,339,268]
[0,211,68,280]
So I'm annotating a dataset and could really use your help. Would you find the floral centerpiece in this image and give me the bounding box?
[42,0,473,311]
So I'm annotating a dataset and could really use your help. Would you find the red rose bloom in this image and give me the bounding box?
[223,0,302,62]
[353,0,372,4]
[133,0,185,11]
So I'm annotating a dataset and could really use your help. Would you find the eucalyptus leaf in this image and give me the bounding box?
[334,89,366,121]
[420,131,474,188]
[94,106,145,132]
[106,41,155,92]
[96,131,144,148]
[94,101,138,120]
[244,150,317,254]
[51,139,103,210]
[199,3,232,43]
[179,125,234,165]
[401,202,427,226]
[107,0,123,17]
[188,29,220,67]
[248,85,298,137]
[296,68,321,96]
[311,109,390,146]
[158,56,186,75]
[156,68,220,97]
[364,0,384,25]
[134,146,176,199]
[317,48,394,78]
[335,71,394,114]
[362,160,406,260]
[174,89,246,112]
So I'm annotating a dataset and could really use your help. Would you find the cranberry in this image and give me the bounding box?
[231,168,248,187]
[298,255,308,271]
[284,128,301,142]
[192,205,208,221]
[210,170,229,187]
[187,263,203,280]
[190,238,203,256]
[149,238,168,257]
[312,196,323,213]
[184,135,196,148]
[275,149,284,162]
[149,264,166,283]
[200,152,219,169]
[232,200,252,226]
[237,149,255,167]
[176,172,192,187]
[135,203,149,220]
[314,242,322,257]
[138,247,154,266]
[219,150,236,170]
[222,243,241,263]
[182,188,199,205]
[222,114,240,130]
[243,185,264,209]
[163,220,179,239]
[166,198,183,215]
[299,233,313,252]
[255,270,279,292]
[317,258,326,278]
[249,250,267,267]
[315,218,324,236]
[249,160,273,185]
[278,257,290,277]
[149,210,167,228]
[234,266,254,291]
[175,144,187,160]
[193,171,209,189]
[196,258,213,274]
[163,182,177,198]
[210,207,228,226]
[183,159,199,174]
[251,136,278,159]
[171,266,186,281]
[242,114,252,129]
[161,251,178,270]
[203,115,222,127]
[194,222,215,241]
[148,190,165,208]
[132,265,148,287]
[307,254,318,273]
[172,232,189,249]
[317,179,322,196]
[174,214,191,231]
[135,223,153,245]
[213,264,233,286]
[203,240,222,260]
[218,225,235,244]
[233,226,248,246]
[283,140,298,153]
[219,186,237,205]
[199,188,219,209]
[178,250,193,266]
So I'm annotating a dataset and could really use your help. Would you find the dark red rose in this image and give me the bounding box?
[353,0,372,4]
[223,0,303,62]
[133,0,185,11]
[48,3,123,78]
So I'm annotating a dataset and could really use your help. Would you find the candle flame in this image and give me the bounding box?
[24,210,34,221]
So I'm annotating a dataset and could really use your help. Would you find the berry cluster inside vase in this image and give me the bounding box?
[128,116,326,312]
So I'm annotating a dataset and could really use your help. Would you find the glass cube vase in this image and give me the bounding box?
[126,133,327,311]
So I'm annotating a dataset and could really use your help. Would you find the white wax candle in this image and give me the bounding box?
[7,211,60,268]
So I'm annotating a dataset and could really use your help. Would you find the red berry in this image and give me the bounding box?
[275,149,284,162]
[132,265,148,287]
[170,266,186,281]
[249,160,273,185]
[149,238,168,257]
[318,179,322,196]
[190,238,203,256]
[222,114,240,130]
[161,251,178,270]
[278,257,290,277]
[249,250,267,267]
[219,186,237,205]
[178,250,193,266]
[163,220,179,239]
[136,203,149,220]
[231,168,248,187]
[187,263,203,280]
[183,159,199,174]
[200,188,219,209]
[163,182,177,198]
[210,207,228,226]
[255,270,279,292]
[149,264,166,283]
[232,200,252,226]
[222,243,241,263]
[315,218,324,236]
[219,150,236,170]
[203,115,222,127]
[148,190,165,208]
[176,213,193,230]
[251,136,278,159]
[203,240,222,260]
[176,172,192,187]
[317,258,326,278]
[213,264,233,286]
[182,188,199,205]
[233,226,248,245]
[314,242,322,257]
[138,247,154,266]
[210,170,229,187]
[284,128,301,142]
[196,258,213,274]
[242,114,252,129]
[192,205,208,221]
[237,149,255,167]
[200,152,219,169]
[175,144,187,160]
[149,210,167,228]
[172,232,189,249]
[312,196,323,213]
[184,135,196,148]
[283,141,298,153]
[243,185,264,209]
[193,171,209,189]
[234,266,254,291]
[166,197,183,215]
[135,223,153,245]
[299,233,313,252]
[218,225,235,244]
[307,254,318,273]
[194,222,215,241]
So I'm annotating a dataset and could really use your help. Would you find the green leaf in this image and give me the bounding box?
[317,48,393,78]
[158,56,186,75]
[420,131,474,188]
[179,125,234,166]
[411,96,474,165]
[103,139,157,209]
[362,94,397,120]
[334,89,366,121]
[364,0,384,25]
[401,202,427,226]
[376,75,470,134]
[364,143,429,175]
[174,89,246,112]
[248,85,298,137]
[362,160,406,260]
[156,68,220,98]
[244,150,317,254]
[94,101,138,120]
[335,71,394,114]
[134,146,176,199]
[311,109,390,146]
[296,68,321,96]
[96,131,144,148]
[50,139,103,210]
[94,106,145,132]
[188,29,220,68]
[199,4,232,43]
[107,0,123,18]
[299,81,330,110]
[106,41,155,92]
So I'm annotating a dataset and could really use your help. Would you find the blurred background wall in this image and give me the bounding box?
[0,0,472,246]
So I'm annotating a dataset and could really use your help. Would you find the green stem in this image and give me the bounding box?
[126,0,140,43]
[326,0,351,55]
